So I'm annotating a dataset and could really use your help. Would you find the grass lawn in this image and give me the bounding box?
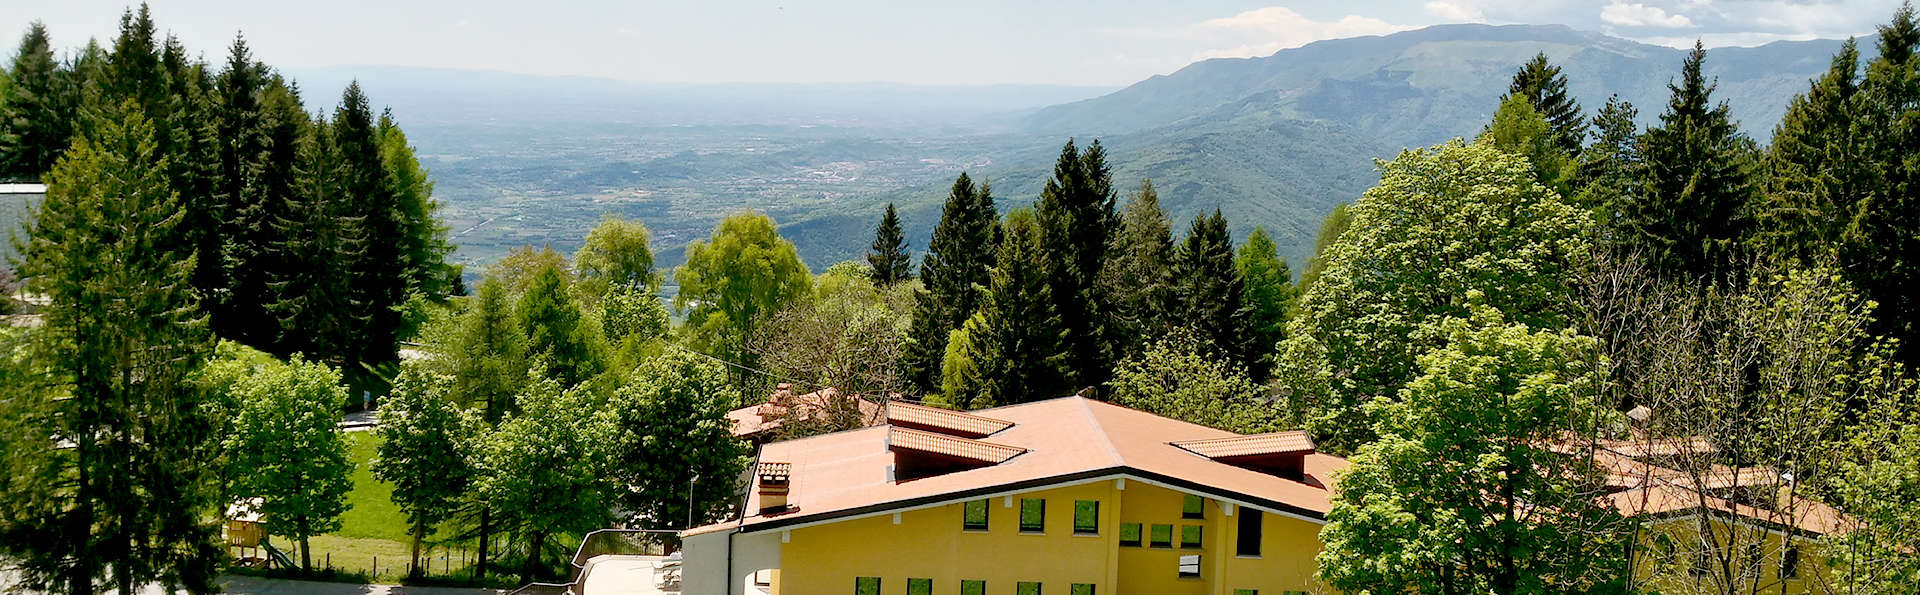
[334,431,411,542]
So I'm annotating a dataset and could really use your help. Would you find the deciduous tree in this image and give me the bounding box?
[674,211,812,389]
[225,357,355,574]
[373,364,478,578]
[607,350,750,534]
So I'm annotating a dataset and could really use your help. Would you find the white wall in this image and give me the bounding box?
[682,529,783,595]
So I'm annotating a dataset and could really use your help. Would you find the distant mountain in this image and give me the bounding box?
[1025,24,1858,146]
[785,24,1856,270]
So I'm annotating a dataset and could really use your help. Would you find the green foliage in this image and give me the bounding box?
[1107,332,1280,434]
[225,357,356,572]
[867,202,911,286]
[1275,140,1591,453]
[8,97,222,594]
[1837,4,1920,365]
[1035,139,1118,392]
[1101,179,1177,360]
[1317,305,1624,594]
[1237,226,1292,381]
[575,214,658,300]
[606,349,750,532]
[1503,52,1586,154]
[379,111,454,302]
[1572,95,1641,225]
[1627,43,1761,283]
[1293,202,1349,301]
[938,314,986,407]
[674,211,812,390]
[371,364,478,576]
[515,262,602,389]
[953,210,1067,408]
[0,21,77,181]
[446,277,528,424]
[750,271,915,396]
[473,374,614,582]
[1479,94,1574,196]
[1171,210,1254,374]
[904,173,998,393]
[487,245,571,297]
[600,285,671,347]
[1826,366,1920,591]
[1754,39,1862,266]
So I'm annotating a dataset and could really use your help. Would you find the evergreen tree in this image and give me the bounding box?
[1101,179,1177,359]
[332,82,407,374]
[1573,95,1642,228]
[1504,52,1586,154]
[210,35,270,342]
[160,36,224,339]
[1757,39,1863,265]
[1034,139,1117,393]
[1840,4,1920,364]
[1237,226,1292,381]
[1626,42,1759,283]
[1171,210,1254,374]
[269,114,357,366]
[378,109,452,301]
[0,22,76,181]
[867,202,911,286]
[516,263,602,390]
[449,277,528,425]
[959,210,1067,407]
[902,173,998,392]
[230,75,305,350]
[7,101,220,595]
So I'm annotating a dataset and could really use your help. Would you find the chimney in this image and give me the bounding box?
[757,462,792,514]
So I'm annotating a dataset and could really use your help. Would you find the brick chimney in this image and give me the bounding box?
[757,462,792,514]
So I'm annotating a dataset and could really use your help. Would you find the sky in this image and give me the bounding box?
[2,0,1906,86]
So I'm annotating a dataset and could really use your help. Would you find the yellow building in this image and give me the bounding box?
[682,396,1349,595]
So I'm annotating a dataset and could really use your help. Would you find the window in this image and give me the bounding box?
[1020,498,1046,532]
[1070,584,1095,595]
[962,580,986,595]
[1180,525,1204,549]
[1119,522,1142,547]
[1234,590,1258,595]
[1178,554,1201,578]
[1073,500,1100,534]
[963,499,990,531]
[1149,523,1174,548]
[1182,494,1206,519]
[1018,581,1042,595]
[855,577,880,595]
[1236,509,1263,557]
[1781,546,1800,579]
[908,578,932,595]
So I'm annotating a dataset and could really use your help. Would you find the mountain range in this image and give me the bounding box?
[785,24,1864,271]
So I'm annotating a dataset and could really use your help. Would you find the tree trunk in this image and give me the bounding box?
[522,531,546,583]
[71,441,94,595]
[410,518,425,578]
[476,507,491,579]
[300,535,312,574]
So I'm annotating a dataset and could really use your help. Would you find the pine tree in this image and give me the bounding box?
[1172,210,1254,373]
[1034,139,1117,393]
[867,202,911,286]
[1101,179,1176,359]
[1626,42,1759,283]
[209,36,269,341]
[0,22,77,181]
[8,99,220,595]
[517,263,602,389]
[965,210,1066,407]
[1504,52,1586,154]
[379,109,452,300]
[1573,95,1641,227]
[160,35,225,338]
[1842,3,1920,364]
[269,114,358,366]
[1237,226,1292,381]
[902,173,998,392]
[1756,39,1863,265]
[332,82,408,375]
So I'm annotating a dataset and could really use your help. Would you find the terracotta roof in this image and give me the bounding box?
[1171,430,1314,459]
[1599,436,1717,459]
[1608,483,1847,537]
[889,427,1027,464]
[692,396,1348,536]
[885,401,1014,438]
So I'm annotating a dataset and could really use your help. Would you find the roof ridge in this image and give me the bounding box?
[1075,398,1128,469]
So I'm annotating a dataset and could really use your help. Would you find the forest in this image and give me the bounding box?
[1,2,1919,595]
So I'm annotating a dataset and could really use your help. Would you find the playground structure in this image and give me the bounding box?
[224,499,295,570]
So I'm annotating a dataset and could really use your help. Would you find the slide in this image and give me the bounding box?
[260,539,296,570]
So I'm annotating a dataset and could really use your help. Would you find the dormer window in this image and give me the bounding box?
[888,427,1027,481]
[1171,431,1317,481]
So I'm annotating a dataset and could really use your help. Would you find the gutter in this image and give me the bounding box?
[724,443,764,595]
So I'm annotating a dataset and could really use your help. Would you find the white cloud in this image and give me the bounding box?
[1601,2,1696,28]
[1193,6,1417,60]
[1424,1,1487,22]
